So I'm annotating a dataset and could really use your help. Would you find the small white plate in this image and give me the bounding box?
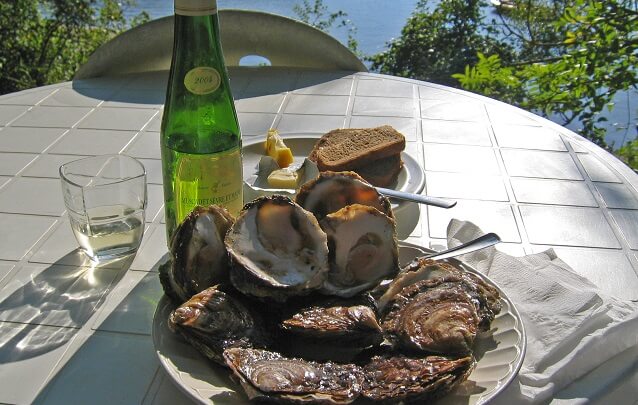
[241,136,426,238]
[152,242,526,405]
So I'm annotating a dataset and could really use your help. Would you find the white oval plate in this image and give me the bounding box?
[152,242,526,405]
[241,136,426,238]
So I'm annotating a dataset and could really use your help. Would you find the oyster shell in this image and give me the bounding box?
[223,348,364,404]
[225,195,329,302]
[377,258,501,330]
[168,285,271,365]
[280,295,383,348]
[361,354,476,403]
[296,171,393,221]
[160,205,234,303]
[319,204,399,297]
[381,281,481,354]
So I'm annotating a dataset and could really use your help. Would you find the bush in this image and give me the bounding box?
[0,0,149,95]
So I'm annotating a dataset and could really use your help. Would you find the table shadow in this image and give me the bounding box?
[0,249,132,364]
[70,68,356,104]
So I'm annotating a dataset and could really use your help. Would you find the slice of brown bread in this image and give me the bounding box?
[309,125,406,171]
[356,154,403,188]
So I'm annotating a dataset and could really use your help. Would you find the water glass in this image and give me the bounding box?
[60,154,147,262]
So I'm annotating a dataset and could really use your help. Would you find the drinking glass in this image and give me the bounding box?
[60,154,147,262]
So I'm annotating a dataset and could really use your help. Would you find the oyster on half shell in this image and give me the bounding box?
[225,196,329,302]
[296,171,393,221]
[160,205,234,303]
[319,204,399,298]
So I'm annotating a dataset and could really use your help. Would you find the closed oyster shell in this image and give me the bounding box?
[296,171,393,221]
[361,354,476,403]
[225,195,329,302]
[160,205,234,303]
[223,348,364,404]
[319,204,399,297]
[169,285,270,365]
[280,294,383,348]
[377,258,501,330]
[381,281,481,354]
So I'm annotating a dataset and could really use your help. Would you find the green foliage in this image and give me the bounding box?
[369,0,512,86]
[616,137,638,170]
[0,0,149,95]
[371,0,638,157]
[293,0,359,54]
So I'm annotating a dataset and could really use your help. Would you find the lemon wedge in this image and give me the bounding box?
[265,129,293,168]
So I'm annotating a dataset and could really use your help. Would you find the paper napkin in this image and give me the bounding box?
[445,219,638,403]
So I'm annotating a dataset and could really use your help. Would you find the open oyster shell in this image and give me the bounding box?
[361,354,476,403]
[168,285,271,365]
[296,171,393,221]
[160,205,234,303]
[223,348,364,404]
[319,204,399,298]
[225,195,330,302]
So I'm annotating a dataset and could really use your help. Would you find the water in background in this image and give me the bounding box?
[126,0,636,148]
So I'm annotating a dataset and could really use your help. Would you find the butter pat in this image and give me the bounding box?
[265,129,294,168]
[267,168,299,189]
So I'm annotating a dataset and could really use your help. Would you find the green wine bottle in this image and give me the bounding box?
[161,0,243,244]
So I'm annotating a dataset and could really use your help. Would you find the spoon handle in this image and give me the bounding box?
[376,187,457,209]
[426,232,501,261]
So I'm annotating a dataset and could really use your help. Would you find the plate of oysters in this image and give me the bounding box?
[153,169,526,404]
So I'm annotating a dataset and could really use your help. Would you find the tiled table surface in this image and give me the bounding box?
[0,67,637,404]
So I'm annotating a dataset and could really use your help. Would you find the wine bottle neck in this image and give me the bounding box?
[175,0,217,16]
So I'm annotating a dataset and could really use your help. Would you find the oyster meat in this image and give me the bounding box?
[169,285,270,365]
[361,354,476,403]
[160,205,234,303]
[225,196,329,302]
[280,295,383,348]
[296,171,393,221]
[320,204,399,297]
[223,348,364,404]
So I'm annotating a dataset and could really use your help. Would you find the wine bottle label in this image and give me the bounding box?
[184,67,221,95]
[175,0,217,16]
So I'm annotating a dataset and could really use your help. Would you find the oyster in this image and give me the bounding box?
[225,195,329,302]
[223,348,364,404]
[377,258,501,330]
[296,171,393,221]
[169,285,270,365]
[280,295,383,348]
[319,204,399,297]
[361,354,476,403]
[160,205,234,303]
[381,281,481,354]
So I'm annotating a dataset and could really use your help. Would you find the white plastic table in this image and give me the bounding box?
[0,67,636,404]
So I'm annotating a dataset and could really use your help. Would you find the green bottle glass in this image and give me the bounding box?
[161,0,243,244]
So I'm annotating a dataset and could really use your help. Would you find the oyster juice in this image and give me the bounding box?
[69,204,144,261]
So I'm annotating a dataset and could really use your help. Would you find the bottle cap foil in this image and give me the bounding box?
[175,0,217,16]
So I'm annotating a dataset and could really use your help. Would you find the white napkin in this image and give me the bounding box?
[446,219,638,403]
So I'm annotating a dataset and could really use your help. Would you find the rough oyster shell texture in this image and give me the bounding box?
[160,205,235,304]
[162,171,503,404]
[168,285,271,365]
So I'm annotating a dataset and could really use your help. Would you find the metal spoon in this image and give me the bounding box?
[376,187,457,209]
[425,232,501,261]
